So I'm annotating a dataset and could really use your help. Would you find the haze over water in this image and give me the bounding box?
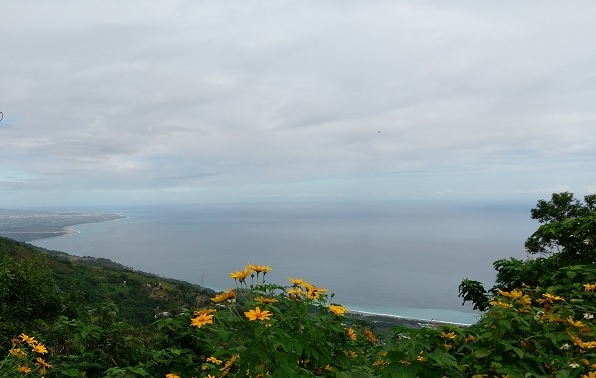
[32,199,537,324]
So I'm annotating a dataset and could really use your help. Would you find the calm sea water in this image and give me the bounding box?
[31,200,537,324]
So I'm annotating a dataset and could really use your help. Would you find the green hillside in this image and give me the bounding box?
[0,236,214,326]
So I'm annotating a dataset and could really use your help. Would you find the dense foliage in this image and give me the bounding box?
[1,192,595,377]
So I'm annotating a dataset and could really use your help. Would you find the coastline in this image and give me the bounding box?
[0,213,128,243]
[349,310,473,332]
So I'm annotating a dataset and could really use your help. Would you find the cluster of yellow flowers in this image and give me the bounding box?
[8,334,51,375]
[229,264,272,283]
[537,292,565,304]
[211,289,236,303]
[490,289,532,313]
[572,336,596,350]
[440,331,457,349]
[287,277,329,300]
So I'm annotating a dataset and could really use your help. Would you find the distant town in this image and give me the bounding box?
[0,209,125,242]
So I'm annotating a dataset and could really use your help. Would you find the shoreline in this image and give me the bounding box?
[348,310,474,330]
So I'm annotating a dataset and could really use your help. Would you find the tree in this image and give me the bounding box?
[525,192,596,264]
[459,192,596,311]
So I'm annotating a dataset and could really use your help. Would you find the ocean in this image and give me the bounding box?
[31,199,537,324]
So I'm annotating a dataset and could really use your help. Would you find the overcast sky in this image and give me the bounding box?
[1,1,595,208]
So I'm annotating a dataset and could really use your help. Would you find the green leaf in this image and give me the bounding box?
[511,346,524,359]
[428,350,460,371]
[474,348,491,358]
[217,328,229,341]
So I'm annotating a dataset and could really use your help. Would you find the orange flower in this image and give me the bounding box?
[287,288,304,299]
[305,285,328,300]
[288,278,305,286]
[36,357,52,374]
[194,309,216,316]
[247,264,271,273]
[255,296,278,304]
[230,267,253,282]
[497,289,523,299]
[206,356,223,365]
[32,343,47,354]
[17,365,32,373]
[540,293,564,302]
[440,331,457,340]
[329,304,348,316]
[244,306,272,321]
[364,329,377,343]
[212,289,236,303]
[19,334,36,346]
[9,348,26,358]
[191,313,214,328]
[345,328,357,341]
[568,317,586,328]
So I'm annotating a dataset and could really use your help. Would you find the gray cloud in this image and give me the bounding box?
[1,1,596,206]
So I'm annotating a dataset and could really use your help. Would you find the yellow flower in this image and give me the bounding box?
[36,357,51,367]
[345,328,357,341]
[542,293,564,302]
[416,351,424,362]
[581,373,596,378]
[20,334,37,346]
[244,306,273,321]
[364,329,377,343]
[329,304,348,316]
[247,264,271,273]
[287,288,304,299]
[230,267,253,282]
[255,296,278,304]
[306,285,328,300]
[194,308,216,316]
[206,356,223,365]
[9,348,26,358]
[497,289,523,299]
[584,283,596,291]
[343,350,357,358]
[220,354,240,372]
[166,374,181,378]
[17,365,32,373]
[32,343,48,354]
[212,289,236,303]
[441,331,457,340]
[191,313,214,328]
[568,317,586,328]
[489,300,513,308]
[36,357,52,374]
[517,295,532,307]
[289,277,305,286]
[572,336,596,349]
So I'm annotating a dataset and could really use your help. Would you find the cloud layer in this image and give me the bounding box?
[1,1,595,206]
